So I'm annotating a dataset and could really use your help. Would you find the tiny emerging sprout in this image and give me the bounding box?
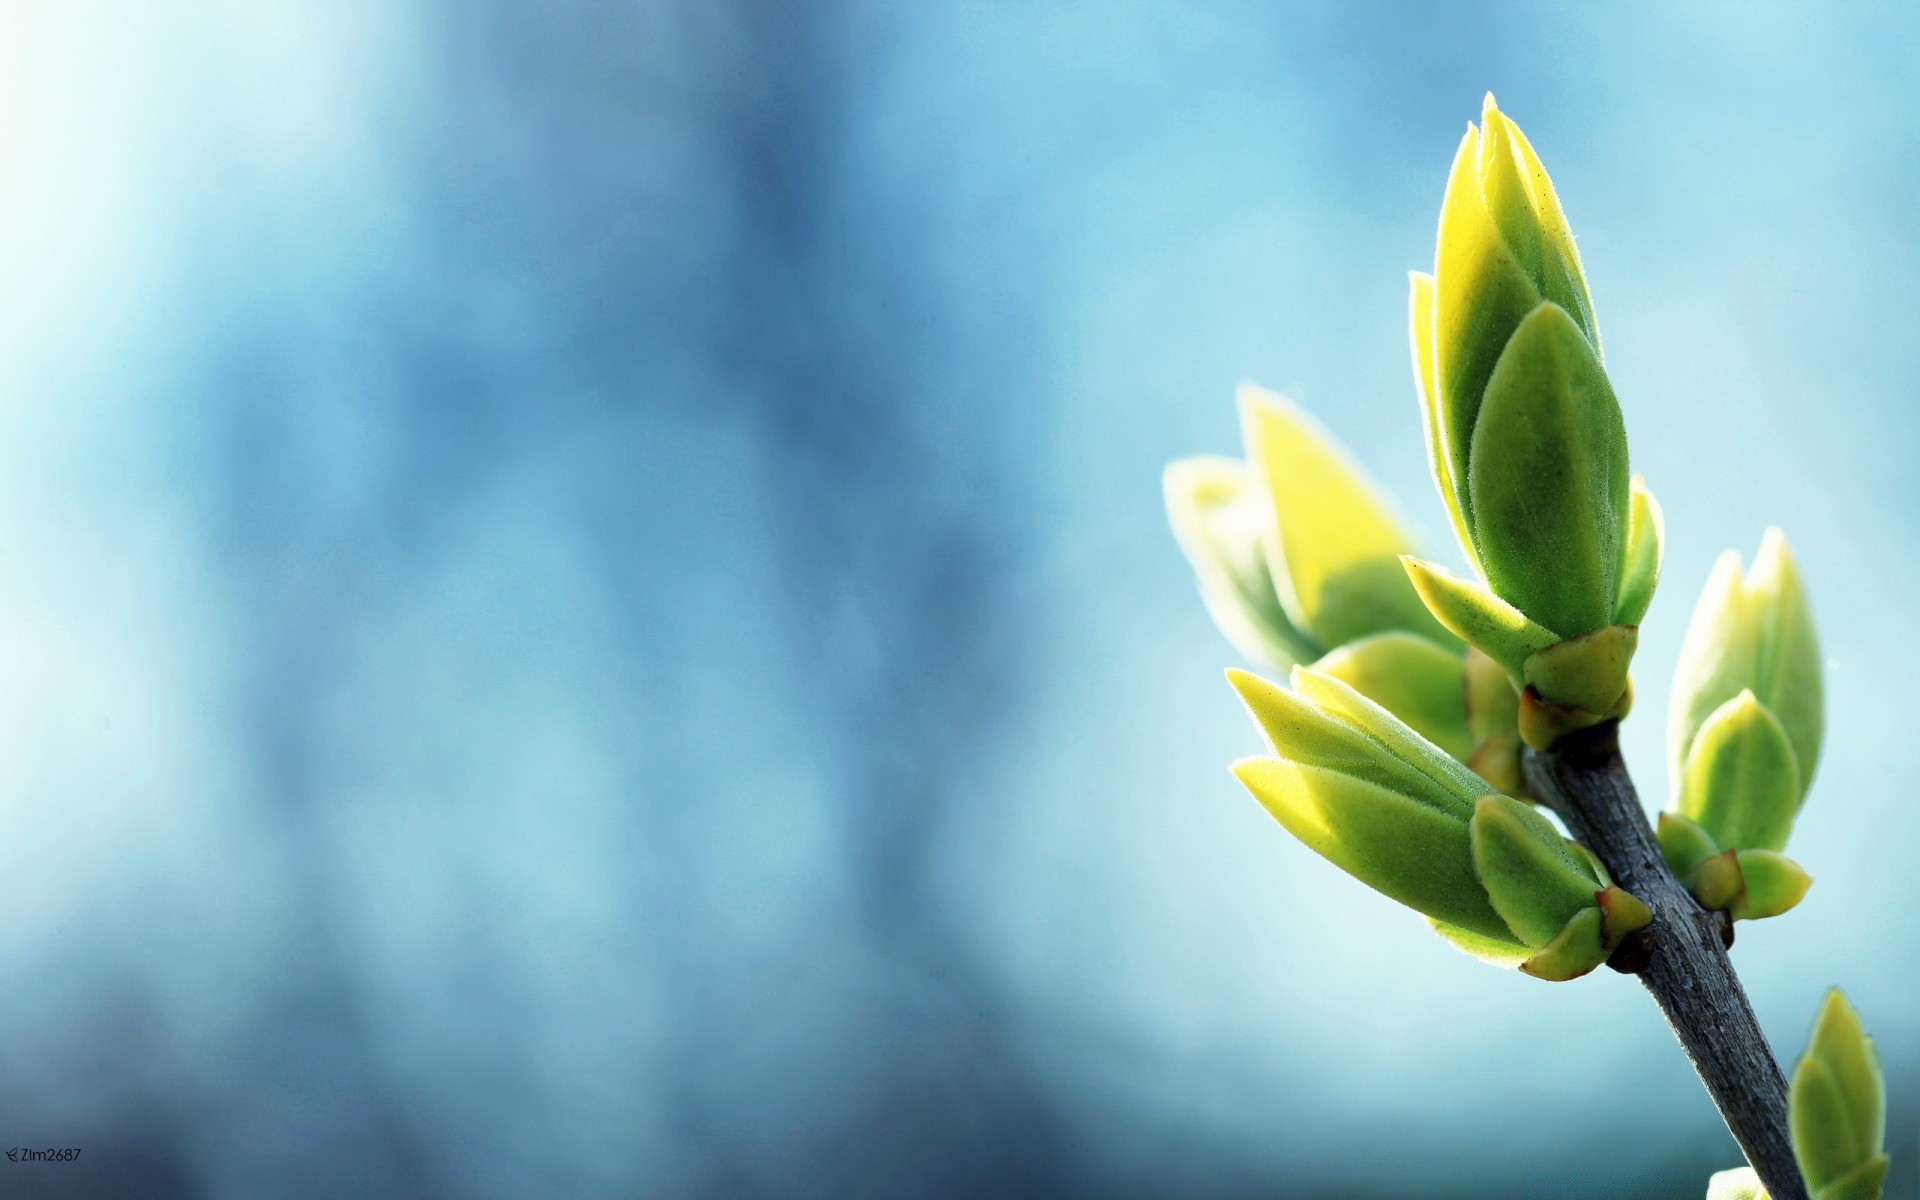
[1791,990,1888,1200]
[1660,530,1822,922]
[1227,667,1647,980]
[1406,95,1660,748]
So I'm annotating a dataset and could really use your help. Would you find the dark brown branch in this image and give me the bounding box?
[1523,723,1806,1200]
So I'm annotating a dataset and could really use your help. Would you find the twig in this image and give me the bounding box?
[1523,722,1807,1200]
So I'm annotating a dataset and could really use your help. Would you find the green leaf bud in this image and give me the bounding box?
[1417,96,1637,627]
[1310,632,1472,761]
[1615,475,1665,626]
[1426,96,1599,546]
[1226,666,1648,975]
[1791,990,1888,1200]
[1227,668,1509,933]
[1469,794,1650,980]
[1410,97,1652,738]
[1671,530,1822,801]
[1663,814,1813,923]
[1164,455,1318,668]
[1238,386,1456,650]
[1704,1166,1768,1200]
[1679,690,1802,854]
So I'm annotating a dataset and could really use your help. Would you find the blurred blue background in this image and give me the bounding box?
[0,2,1914,1197]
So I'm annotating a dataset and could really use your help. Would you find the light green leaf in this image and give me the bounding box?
[1432,121,1542,534]
[1401,555,1558,682]
[1614,475,1664,626]
[1232,756,1513,941]
[1410,271,1477,569]
[1486,96,1598,345]
[1237,386,1454,649]
[1226,669,1476,817]
[1470,793,1602,946]
[1732,850,1811,922]
[1311,633,1473,761]
[1164,456,1320,668]
[1290,666,1493,807]
[1466,301,1631,638]
[1477,98,1545,286]
[1426,915,1530,967]
[1679,691,1801,853]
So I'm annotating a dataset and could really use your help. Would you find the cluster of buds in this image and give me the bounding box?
[1707,990,1886,1200]
[1165,89,1877,1200]
[1401,95,1663,752]
[1229,667,1649,980]
[1659,530,1822,922]
[1164,97,1832,993]
[1165,387,1523,787]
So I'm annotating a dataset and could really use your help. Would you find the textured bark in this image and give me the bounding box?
[1524,723,1807,1200]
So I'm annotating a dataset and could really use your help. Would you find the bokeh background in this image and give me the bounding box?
[0,2,1913,1197]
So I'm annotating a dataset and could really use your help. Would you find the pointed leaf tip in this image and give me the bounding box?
[1236,385,1450,649]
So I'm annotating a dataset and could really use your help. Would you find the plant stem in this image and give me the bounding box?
[1523,722,1807,1200]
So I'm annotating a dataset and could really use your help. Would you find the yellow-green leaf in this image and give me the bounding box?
[1470,793,1602,946]
[1311,633,1473,761]
[1226,668,1476,818]
[1517,905,1608,981]
[1289,666,1493,808]
[1679,691,1801,853]
[1401,555,1558,682]
[1614,475,1664,627]
[1410,271,1476,569]
[1731,850,1811,922]
[1426,915,1530,968]
[1164,455,1320,668]
[1237,386,1453,649]
[1232,756,1512,941]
